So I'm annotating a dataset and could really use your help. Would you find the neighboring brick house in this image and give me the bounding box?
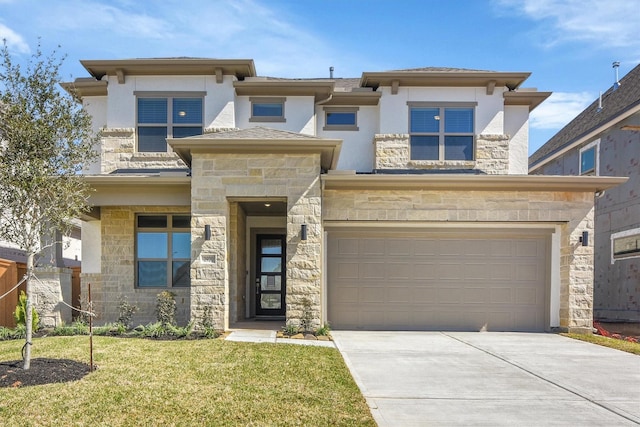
[530,63,640,323]
[64,58,626,333]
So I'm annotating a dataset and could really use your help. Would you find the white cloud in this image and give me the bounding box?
[0,23,29,54]
[530,91,593,130]
[496,0,640,50]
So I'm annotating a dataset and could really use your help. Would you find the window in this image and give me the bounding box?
[579,139,599,175]
[323,107,359,131]
[611,228,640,262]
[250,97,286,122]
[136,214,191,288]
[408,103,476,161]
[137,95,203,152]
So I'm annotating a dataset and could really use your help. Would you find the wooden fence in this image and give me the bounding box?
[0,258,27,327]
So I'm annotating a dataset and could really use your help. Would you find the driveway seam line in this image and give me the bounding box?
[442,332,640,425]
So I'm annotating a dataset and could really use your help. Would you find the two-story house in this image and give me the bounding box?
[530,63,640,324]
[64,58,626,333]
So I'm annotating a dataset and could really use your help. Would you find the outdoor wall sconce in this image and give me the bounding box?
[579,231,588,246]
[204,224,211,241]
[301,224,308,241]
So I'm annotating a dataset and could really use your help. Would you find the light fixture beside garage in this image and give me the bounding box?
[301,224,308,240]
[579,231,589,246]
[204,224,211,241]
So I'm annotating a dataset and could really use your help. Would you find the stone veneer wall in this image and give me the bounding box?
[82,205,191,325]
[32,267,72,328]
[99,128,238,174]
[323,189,595,333]
[190,153,322,330]
[374,134,510,174]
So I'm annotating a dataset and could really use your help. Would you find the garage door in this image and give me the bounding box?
[327,230,548,331]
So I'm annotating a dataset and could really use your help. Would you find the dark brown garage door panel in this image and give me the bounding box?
[327,231,548,331]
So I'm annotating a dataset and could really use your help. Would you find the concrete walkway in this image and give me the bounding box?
[332,331,640,426]
[225,329,335,347]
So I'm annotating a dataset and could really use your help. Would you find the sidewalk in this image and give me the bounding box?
[225,329,335,347]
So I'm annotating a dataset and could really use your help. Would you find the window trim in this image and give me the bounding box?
[407,102,477,161]
[322,107,359,131]
[135,92,205,153]
[249,97,286,122]
[611,227,640,263]
[579,139,600,176]
[135,214,191,288]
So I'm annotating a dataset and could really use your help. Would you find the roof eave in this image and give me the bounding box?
[233,80,335,102]
[504,91,552,111]
[168,138,343,170]
[322,174,627,193]
[80,58,257,80]
[359,71,531,90]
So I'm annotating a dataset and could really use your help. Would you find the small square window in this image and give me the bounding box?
[250,97,286,122]
[580,140,599,175]
[323,107,359,131]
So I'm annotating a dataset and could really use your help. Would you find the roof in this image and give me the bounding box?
[188,126,324,140]
[79,58,256,80]
[168,126,342,170]
[530,63,640,171]
[360,69,531,91]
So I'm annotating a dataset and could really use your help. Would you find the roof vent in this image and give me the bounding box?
[613,61,621,90]
[597,91,603,113]
[330,66,334,79]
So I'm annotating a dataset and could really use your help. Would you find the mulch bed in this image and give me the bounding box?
[0,358,93,388]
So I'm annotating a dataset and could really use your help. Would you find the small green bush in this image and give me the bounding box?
[51,321,89,336]
[316,323,331,336]
[116,297,138,329]
[155,291,177,327]
[93,322,128,336]
[14,290,39,331]
[282,322,300,336]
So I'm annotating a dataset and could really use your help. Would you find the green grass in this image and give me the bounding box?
[563,333,640,355]
[0,336,375,426]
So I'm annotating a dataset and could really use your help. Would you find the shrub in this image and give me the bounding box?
[300,298,313,332]
[316,323,331,336]
[282,322,300,336]
[116,296,138,329]
[155,291,177,327]
[14,290,39,331]
[201,305,219,338]
[93,322,128,336]
[51,321,89,336]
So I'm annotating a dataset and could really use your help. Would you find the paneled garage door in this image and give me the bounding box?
[327,230,548,331]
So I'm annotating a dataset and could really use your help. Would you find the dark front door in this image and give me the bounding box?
[256,234,286,316]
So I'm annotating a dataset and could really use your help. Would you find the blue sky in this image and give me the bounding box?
[1,0,639,155]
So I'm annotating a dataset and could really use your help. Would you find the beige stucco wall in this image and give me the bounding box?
[323,188,596,333]
[190,153,323,330]
[81,205,191,326]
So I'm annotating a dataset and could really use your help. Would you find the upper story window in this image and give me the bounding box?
[136,214,191,288]
[611,228,640,262]
[250,97,286,122]
[579,139,599,175]
[323,107,359,131]
[408,102,476,161]
[136,93,204,152]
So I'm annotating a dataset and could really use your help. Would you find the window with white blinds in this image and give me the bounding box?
[408,103,475,161]
[137,96,203,152]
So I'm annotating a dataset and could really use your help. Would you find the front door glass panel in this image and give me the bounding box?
[256,234,285,316]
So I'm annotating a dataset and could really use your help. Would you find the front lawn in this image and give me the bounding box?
[0,336,375,426]
[563,333,640,355]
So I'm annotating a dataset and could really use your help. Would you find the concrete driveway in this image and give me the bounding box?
[332,331,640,426]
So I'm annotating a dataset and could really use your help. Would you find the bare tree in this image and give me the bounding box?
[0,40,97,369]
